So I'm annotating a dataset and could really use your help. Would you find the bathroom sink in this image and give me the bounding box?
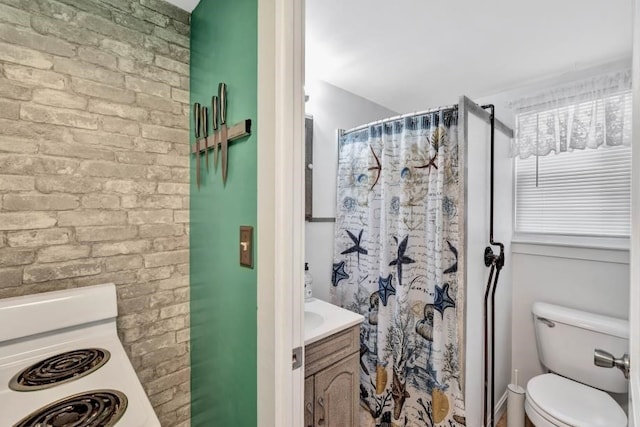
[304,298,364,345]
[304,311,323,334]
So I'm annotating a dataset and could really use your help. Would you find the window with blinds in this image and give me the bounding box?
[514,94,632,238]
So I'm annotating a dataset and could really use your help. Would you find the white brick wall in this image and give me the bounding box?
[0,0,190,425]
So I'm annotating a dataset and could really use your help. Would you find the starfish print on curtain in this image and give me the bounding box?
[443,240,458,274]
[389,235,415,287]
[433,283,456,316]
[341,229,368,266]
[378,274,395,306]
[368,145,382,190]
[332,261,349,287]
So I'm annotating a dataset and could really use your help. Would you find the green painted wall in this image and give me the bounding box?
[190,0,257,424]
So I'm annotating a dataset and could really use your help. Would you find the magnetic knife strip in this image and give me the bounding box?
[192,82,252,188]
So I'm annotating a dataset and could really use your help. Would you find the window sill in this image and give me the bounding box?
[512,234,630,264]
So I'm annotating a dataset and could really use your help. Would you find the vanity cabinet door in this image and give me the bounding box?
[313,353,359,427]
[305,376,314,427]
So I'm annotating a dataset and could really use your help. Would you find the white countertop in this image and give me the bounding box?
[304,298,364,345]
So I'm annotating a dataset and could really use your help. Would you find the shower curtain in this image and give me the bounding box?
[331,108,465,426]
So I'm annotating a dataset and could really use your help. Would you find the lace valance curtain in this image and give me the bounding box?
[510,68,632,159]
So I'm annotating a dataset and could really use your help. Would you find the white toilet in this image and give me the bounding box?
[526,302,628,427]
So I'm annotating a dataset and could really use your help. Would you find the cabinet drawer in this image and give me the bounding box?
[305,325,359,376]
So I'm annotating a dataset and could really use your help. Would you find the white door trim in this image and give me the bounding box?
[257,0,305,425]
[630,0,640,425]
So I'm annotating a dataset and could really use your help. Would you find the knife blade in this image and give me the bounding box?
[219,83,229,185]
[201,106,209,171]
[212,95,219,171]
[194,102,201,189]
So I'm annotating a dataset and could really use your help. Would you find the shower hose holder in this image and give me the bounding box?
[483,245,504,269]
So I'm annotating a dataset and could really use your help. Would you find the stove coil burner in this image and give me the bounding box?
[9,348,110,391]
[13,389,127,427]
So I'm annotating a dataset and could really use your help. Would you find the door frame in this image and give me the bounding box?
[256,0,305,426]
[256,0,640,425]
[630,0,640,424]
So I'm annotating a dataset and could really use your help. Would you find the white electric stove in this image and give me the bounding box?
[0,283,160,426]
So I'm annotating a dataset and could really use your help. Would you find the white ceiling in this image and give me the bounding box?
[164,0,199,12]
[306,0,633,112]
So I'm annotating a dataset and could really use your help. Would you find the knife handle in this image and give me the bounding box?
[201,106,208,137]
[194,103,201,138]
[212,96,219,131]
[205,106,210,136]
[218,83,227,125]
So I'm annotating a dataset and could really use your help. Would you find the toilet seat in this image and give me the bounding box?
[525,373,627,427]
[525,396,571,427]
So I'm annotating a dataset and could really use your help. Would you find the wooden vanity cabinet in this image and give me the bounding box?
[304,325,360,427]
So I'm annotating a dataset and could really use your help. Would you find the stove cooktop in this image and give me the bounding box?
[10,348,110,392]
[0,284,160,427]
[0,325,158,426]
[12,389,128,427]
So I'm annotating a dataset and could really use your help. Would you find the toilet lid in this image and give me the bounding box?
[527,374,627,427]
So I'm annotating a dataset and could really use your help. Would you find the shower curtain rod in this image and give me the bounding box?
[341,103,458,135]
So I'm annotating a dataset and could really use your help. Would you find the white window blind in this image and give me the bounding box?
[515,145,631,237]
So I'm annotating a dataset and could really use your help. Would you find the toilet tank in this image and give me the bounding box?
[532,302,628,393]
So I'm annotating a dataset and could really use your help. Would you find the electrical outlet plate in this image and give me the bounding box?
[239,226,253,268]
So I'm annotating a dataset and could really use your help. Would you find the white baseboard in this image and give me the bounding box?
[494,390,508,424]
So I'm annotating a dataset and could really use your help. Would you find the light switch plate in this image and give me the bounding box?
[239,226,253,268]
